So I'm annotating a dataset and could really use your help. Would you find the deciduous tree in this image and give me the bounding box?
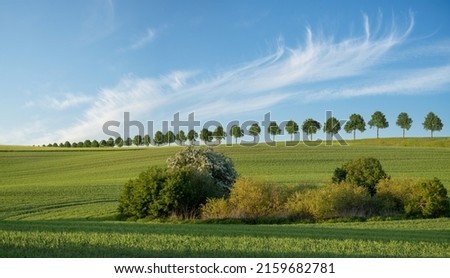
[249,123,261,144]
[302,118,321,140]
[344,114,366,140]
[396,112,413,138]
[323,117,341,138]
[230,124,244,144]
[268,121,281,141]
[285,120,299,141]
[368,111,389,139]
[423,112,443,138]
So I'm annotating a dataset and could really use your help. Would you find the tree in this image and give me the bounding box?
[124,137,132,147]
[99,140,107,147]
[118,166,226,219]
[396,112,413,138]
[323,117,341,138]
[423,112,443,138]
[114,136,123,147]
[154,131,164,146]
[302,118,321,140]
[72,142,78,148]
[212,126,226,144]
[176,130,187,145]
[78,141,84,147]
[368,111,389,139]
[167,146,238,191]
[332,157,388,196]
[249,123,261,144]
[64,141,71,148]
[143,135,151,146]
[165,131,175,146]
[344,114,366,140]
[92,140,99,148]
[285,120,299,141]
[199,128,212,144]
[230,124,244,144]
[117,139,123,148]
[107,137,115,147]
[267,121,281,141]
[133,135,142,146]
[187,129,198,145]
[84,140,92,147]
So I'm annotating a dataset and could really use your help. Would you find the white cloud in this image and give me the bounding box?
[46,94,93,110]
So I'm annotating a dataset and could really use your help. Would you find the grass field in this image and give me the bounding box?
[1,138,450,257]
[1,219,449,257]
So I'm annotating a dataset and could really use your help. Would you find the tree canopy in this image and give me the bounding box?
[368,111,389,139]
[302,118,321,140]
[423,112,443,138]
[396,112,413,138]
[248,123,261,143]
[267,121,281,141]
[285,120,299,141]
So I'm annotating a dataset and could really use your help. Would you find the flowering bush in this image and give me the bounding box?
[166,146,237,191]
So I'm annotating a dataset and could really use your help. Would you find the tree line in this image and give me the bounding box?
[43,111,444,147]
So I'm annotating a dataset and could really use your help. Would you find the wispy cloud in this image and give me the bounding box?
[46,94,93,110]
[20,12,450,144]
[130,28,156,49]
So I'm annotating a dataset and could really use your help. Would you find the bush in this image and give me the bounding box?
[118,166,168,219]
[378,178,450,218]
[201,197,231,219]
[286,182,378,220]
[166,147,237,191]
[228,178,288,218]
[201,178,292,219]
[332,157,388,195]
[118,166,226,219]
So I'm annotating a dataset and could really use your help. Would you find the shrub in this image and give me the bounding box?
[118,166,226,219]
[166,146,237,191]
[228,178,287,218]
[201,178,291,219]
[286,182,378,220]
[201,197,231,219]
[413,178,449,218]
[377,178,450,218]
[332,157,388,195]
[118,166,168,219]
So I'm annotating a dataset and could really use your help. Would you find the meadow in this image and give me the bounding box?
[0,138,449,257]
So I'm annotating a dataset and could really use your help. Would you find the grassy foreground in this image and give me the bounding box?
[1,138,449,257]
[1,219,449,257]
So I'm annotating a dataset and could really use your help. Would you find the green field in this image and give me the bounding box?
[1,139,450,257]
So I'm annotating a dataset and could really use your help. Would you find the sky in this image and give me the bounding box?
[1,0,450,145]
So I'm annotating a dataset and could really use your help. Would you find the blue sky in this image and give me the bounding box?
[1,0,450,145]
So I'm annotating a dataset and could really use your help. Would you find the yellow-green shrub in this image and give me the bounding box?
[377,178,450,218]
[286,182,376,220]
[201,197,230,219]
[228,177,287,218]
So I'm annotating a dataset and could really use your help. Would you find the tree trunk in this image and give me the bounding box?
[431,131,433,139]
[353,130,356,140]
[377,128,379,139]
[403,129,405,138]
[235,137,237,144]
